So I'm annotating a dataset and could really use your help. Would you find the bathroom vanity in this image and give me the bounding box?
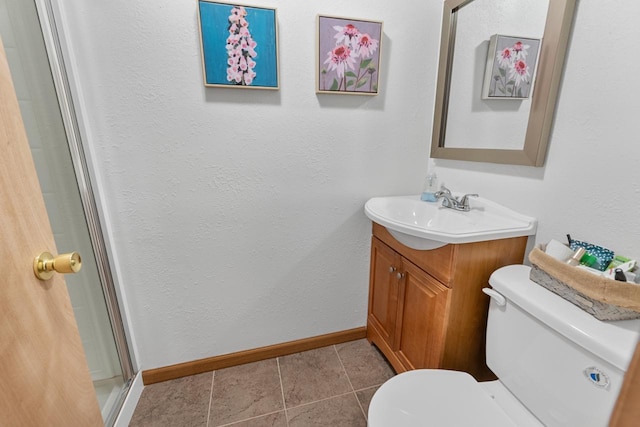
[367,222,528,380]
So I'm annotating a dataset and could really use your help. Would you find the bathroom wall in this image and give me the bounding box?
[54,0,640,371]
[54,0,439,369]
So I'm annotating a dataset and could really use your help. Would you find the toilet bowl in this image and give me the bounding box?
[369,369,541,426]
[368,265,640,427]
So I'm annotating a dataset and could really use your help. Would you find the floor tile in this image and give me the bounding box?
[221,411,287,427]
[129,372,212,427]
[335,339,395,389]
[279,346,352,408]
[355,385,379,419]
[209,359,284,426]
[287,393,367,427]
[130,339,396,426]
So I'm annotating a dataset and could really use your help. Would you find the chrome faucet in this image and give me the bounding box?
[434,185,478,212]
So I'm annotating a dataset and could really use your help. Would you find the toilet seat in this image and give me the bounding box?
[368,370,523,427]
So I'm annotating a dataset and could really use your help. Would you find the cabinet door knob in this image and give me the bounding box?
[389,266,397,273]
[396,272,405,280]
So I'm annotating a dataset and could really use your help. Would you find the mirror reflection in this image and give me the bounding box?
[446,0,548,150]
[430,0,577,166]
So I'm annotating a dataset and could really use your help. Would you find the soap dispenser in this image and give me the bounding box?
[421,160,438,202]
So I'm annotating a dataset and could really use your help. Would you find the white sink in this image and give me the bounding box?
[364,195,537,250]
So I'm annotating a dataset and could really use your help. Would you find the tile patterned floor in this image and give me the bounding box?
[130,339,395,427]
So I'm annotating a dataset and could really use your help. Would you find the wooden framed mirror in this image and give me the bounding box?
[430,0,576,166]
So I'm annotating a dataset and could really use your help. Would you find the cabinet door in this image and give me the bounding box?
[395,259,451,370]
[368,237,401,349]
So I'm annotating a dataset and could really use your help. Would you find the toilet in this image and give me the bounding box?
[368,265,640,426]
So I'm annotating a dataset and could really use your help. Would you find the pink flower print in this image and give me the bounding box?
[231,6,247,18]
[227,66,241,84]
[324,44,356,79]
[333,24,360,49]
[247,39,257,57]
[343,24,359,37]
[509,59,530,87]
[243,70,256,85]
[322,20,380,92]
[229,7,245,23]
[497,47,512,68]
[357,33,379,59]
[512,41,530,60]
[226,5,258,85]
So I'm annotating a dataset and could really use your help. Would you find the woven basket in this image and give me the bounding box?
[529,247,640,321]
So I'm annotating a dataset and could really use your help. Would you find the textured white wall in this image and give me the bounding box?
[56,0,439,369]
[56,0,640,370]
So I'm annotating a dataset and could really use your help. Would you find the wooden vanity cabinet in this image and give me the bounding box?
[367,222,528,380]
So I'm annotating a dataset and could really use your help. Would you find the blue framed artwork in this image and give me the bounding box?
[198,1,279,89]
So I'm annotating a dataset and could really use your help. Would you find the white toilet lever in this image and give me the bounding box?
[482,288,506,306]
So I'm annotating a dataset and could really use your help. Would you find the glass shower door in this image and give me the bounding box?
[0,0,133,424]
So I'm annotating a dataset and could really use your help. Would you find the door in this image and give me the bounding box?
[0,40,103,426]
[395,259,450,370]
[1,0,134,423]
[368,237,401,349]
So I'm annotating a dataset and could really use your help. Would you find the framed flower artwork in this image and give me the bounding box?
[198,1,279,89]
[481,34,541,99]
[316,15,383,95]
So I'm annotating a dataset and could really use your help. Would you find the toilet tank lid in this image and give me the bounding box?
[489,265,640,371]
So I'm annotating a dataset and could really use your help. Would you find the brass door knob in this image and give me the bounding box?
[33,251,82,280]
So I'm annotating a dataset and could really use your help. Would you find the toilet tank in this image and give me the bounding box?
[487,265,640,427]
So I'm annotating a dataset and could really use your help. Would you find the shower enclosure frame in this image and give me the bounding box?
[33,0,137,423]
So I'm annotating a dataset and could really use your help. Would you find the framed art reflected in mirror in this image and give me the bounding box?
[430,0,576,166]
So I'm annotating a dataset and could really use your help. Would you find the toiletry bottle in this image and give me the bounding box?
[421,173,438,202]
[566,247,586,266]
